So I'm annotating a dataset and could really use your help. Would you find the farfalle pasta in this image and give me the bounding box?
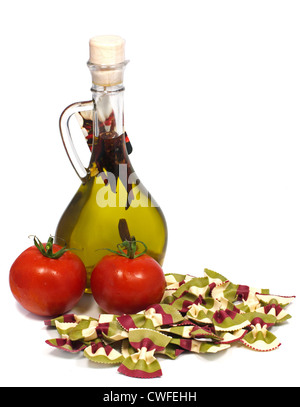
[211,309,251,332]
[44,268,295,378]
[240,324,281,352]
[118,329,171,378]
[255,304,292,324]
[84,342,124,364]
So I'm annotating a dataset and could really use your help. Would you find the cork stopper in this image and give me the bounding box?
[88,35,126,86]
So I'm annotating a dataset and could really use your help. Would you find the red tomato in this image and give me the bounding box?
[9,238,86,317]
[90,253,166,315]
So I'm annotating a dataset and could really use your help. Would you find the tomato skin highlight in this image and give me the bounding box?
[90,254,166,315]
[9,244,87,317]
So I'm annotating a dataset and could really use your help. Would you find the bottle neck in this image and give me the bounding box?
[87,61,133,181]
[91,83,125,138]
[88,82,133,180]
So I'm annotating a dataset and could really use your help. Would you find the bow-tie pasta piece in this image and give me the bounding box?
[118,328,171,378]
[240,323,281,352]
[84,341,125,364]
[255,304,292,324]
[46,338,88,353]
[212,309,251,332]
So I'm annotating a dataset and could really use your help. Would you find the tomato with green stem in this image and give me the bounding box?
[90,238,166,315]
[9,236,87,317]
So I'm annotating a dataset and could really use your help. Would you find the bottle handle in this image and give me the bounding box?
[59,100,94,182]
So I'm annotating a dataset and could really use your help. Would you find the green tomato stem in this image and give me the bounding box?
[30,235,69,259]
[104,240,148,259]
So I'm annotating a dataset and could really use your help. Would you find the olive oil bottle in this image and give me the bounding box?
[55,35,168,291]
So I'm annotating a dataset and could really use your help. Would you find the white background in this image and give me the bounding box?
[1,0,299,388]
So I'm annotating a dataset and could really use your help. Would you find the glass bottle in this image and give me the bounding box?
[55,36,168,292]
